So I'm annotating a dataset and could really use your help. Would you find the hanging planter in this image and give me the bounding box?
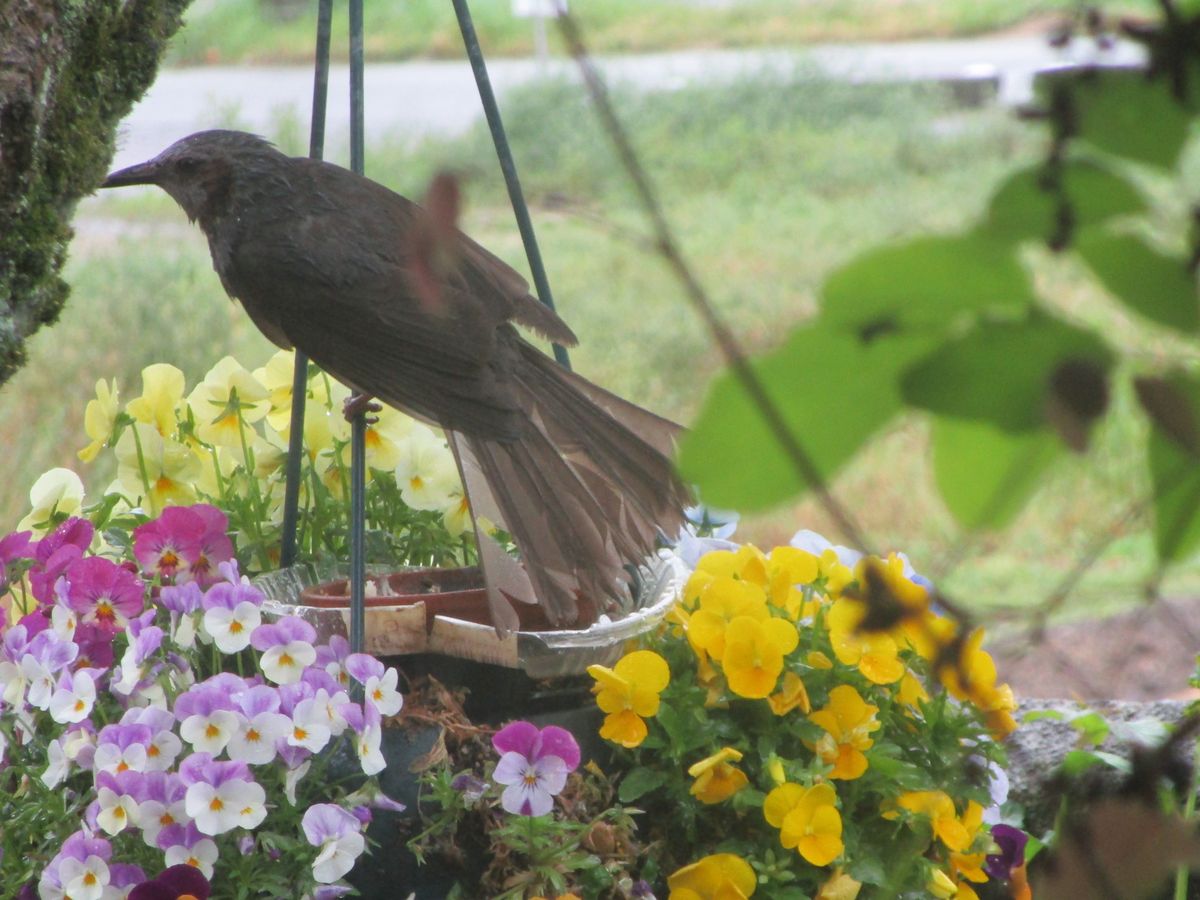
[253,554,685,678]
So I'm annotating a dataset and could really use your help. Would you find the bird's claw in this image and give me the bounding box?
[343,393,383,424]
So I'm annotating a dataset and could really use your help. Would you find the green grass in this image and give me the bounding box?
[166,0,1158,66]
[18,71,1200,630]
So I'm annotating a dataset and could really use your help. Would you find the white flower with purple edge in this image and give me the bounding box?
[346,652,403,717]
[47,667,98,724]
[179,752,267,835]
[491,720,580,817]
[302,803,366,884]
[251,616,317,685]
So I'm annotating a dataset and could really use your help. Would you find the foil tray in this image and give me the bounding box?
[253,553,686,678]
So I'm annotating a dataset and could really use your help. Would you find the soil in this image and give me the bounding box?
[989,596,1200,702]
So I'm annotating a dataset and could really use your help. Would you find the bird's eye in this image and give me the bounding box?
[176,157,201,173]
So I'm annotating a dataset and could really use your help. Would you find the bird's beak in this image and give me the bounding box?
[100,160,159,188]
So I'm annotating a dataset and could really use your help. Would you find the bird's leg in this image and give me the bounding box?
[343,392,382,424]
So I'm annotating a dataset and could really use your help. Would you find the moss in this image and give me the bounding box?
[0,0,193,386]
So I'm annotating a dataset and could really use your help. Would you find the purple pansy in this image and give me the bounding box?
[985,823,1029,882]
[491,721,580,817]
[128,864,211,900]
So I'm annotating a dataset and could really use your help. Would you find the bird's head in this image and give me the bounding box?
[101,130,280,225]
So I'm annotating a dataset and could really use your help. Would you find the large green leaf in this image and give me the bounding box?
[901,313,1113,432]
[820,233,1035,337]
[1076,229,1200,335]
[931,416,1061,531]
[1036,68,1195,170]
[1149,428,1200,563]
[677,326,937,511]
[984,159,1146,243]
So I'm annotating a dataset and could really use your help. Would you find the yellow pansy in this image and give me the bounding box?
[667,853,756,900]
[765,545,820,616]
[768,671,811,716]
[113,424,199,515]
[891,791,970,852]
[588,650,670,748]
[393,424,461,512]
[936,627,1018,738]
[686,576,769,661]
[817,868,862,900]
[817,549,856,597]
[949,801,989,885]
[126,363,185,438]
[187,356,271,449]
[808,685,880,780]
[78,378,120,462]
[722,615,799,699]
[688,747,749,805]
[252,349,299,434]
[18,468,86,533]
[763,781,844,867]
[827,598,905,685]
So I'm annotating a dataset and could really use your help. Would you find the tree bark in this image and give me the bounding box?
[0,0,191,385]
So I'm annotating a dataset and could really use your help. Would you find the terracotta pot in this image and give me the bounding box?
[299,565,559,632]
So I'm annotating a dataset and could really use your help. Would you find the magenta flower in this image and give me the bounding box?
[190,505,235,588]
[128,864,211,900]
[491,721,580,817]
[28,518,93,604]
[985,823,1029,882]
[133,507,206,584]
[62,556,144,634]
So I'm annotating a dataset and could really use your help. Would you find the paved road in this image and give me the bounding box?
[111,35,1144,169]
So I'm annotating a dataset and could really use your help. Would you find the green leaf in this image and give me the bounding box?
[1069,711,1110,746]
[1037,67,1196,170]
[848,856,888,886]
[820,233,1035,337]
[1023,709,1066,723]
[1076,230,1200,334]
[901,313,1113,432]
[617,766,666,803]
[1061,748,1104,775]
[985,159,1146,243]
[931,415,1061,530]
[677,325,937,511]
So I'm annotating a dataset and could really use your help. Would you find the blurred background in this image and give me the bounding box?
[10,0,1197,649]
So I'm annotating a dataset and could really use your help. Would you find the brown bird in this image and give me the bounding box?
[101,130,688,629]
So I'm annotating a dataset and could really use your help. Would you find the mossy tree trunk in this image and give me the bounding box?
[0,0,192,386]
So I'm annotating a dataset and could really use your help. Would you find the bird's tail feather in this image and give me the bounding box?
[459,343,690,627]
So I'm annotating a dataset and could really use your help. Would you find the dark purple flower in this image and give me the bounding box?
[128,864,211,900]
[985,823,1029,882]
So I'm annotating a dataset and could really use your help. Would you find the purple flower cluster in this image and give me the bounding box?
[0,505,405,896]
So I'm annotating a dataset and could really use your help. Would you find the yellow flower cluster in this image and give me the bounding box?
[69,352,471,540]
[592,540,1018,897]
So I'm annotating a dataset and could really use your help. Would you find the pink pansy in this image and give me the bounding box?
[189,505,235,588]
[133,508,205,584]
[491,721,580,817]
[28,518,93,605]
[62,556,144,635]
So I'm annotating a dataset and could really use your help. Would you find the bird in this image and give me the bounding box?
[101,129,689,630]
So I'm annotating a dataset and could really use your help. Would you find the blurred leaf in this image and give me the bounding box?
[1069,711,1110,746]
[1024,709,1066,722]
[1134,375,1200,455]
[1061,749,1105,774]
[820,233,1035,338]
[901,313,1113,433]
[931,416,1060,530]
[1045,358,1111,452]
[1076,230,1200,334]
[677,325,936,511]
[1148,421,1200,564]
[984,159,1146,243]
[1037,67,1196,170]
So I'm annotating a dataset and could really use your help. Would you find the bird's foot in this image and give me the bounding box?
[343,393,382,424]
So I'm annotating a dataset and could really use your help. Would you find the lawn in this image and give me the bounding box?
[167,0,1159,66]
[13,69,1200,632]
